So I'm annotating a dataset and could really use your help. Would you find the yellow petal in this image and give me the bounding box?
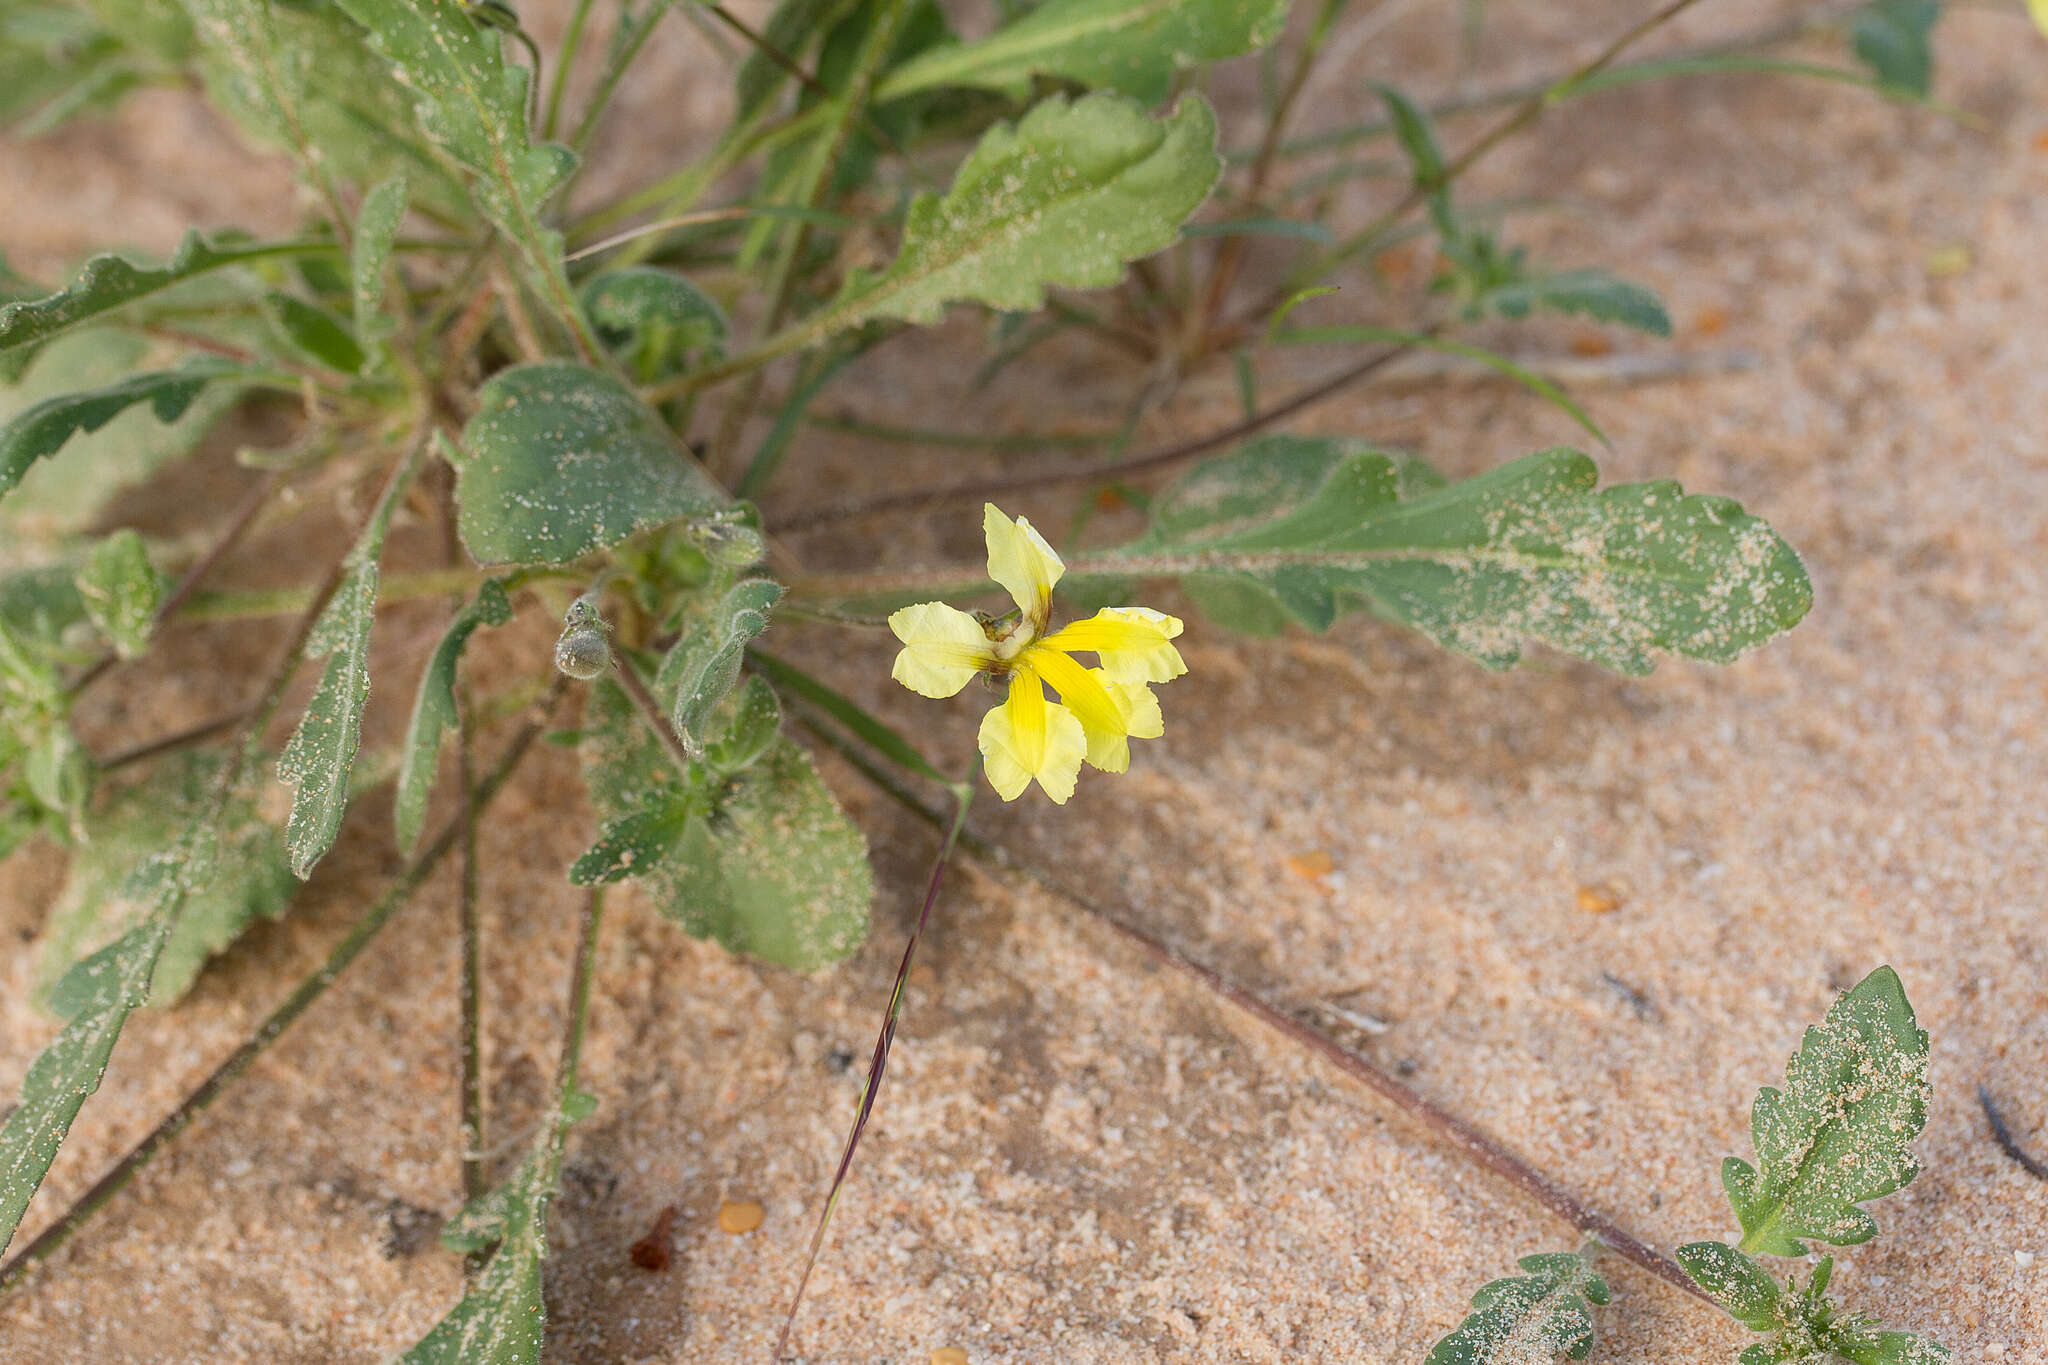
[1039,606,1187,685]
[888,601,994,698]
[978,669,1084,803]
[1028,646,1134,773]
[983,503,1063,630]
[1099,672,1163,740]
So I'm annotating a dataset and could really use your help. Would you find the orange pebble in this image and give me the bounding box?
[1692,305,1729,337]
[1569,331,1613,358]
[717,1200,765,1234]
[1576,885,1622,914]
[931,1351,970,1365]
[1285,850,1335,881]
[2033,129,2048,154]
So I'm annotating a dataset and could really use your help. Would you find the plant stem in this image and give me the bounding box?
[610,650,695,776]
[773,759,977,1361]
[0,680,565,1294]
[541,0,597,141]
[773,336,1415,533]
[97,707,256,773]
[788,708,1713,1309]
[456,708,487,1282]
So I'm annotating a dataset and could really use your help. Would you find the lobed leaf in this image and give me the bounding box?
[581,267,728,383]
[1676,1241,1786,1332]
[392,578,513,853]
[581,676,871,970]
[0,358,246,502]
[1425,1249,1611,1365]
[1478,269,1673,337]
[1093,436,1812,673]
[451,363,728,565]
[815,92,1221,333]
[0,231,315,356]
[1723,966,1931,1257]
[875,0,1290,105]
[1851,1,1941,97]
[74,528,163,659]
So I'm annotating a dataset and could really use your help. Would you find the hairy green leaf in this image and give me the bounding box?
[1478,269,1673,336]
[1376,82,1446,193]
[1106,436,1808,672]
[1724,966,1931,1257]
[0,231,317,356]
[1676,1241,1785,1332]
[351,175,409,359]
[452,363,728,565]
[179,0,345,189]
[266,292,365,373]
[75,528,163,659]
[331,0,574,267]
[581,677,871,969]
[37,752,295,1006]
[1851,1,1940,96]
[393,578,513,853]
[810,92,1220,336]
[875,0,1288,104]
[1425,1250,1610,1365]
[704,674,781,775]
[277,452,416,878]
[0,358,246,501]
[568,796,690,886]
[664,578,782,757]
[581,267,727,383]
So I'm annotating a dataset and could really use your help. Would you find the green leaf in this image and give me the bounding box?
[1724,966,1931,1257]
[0,922,155,1253]
[1827,1324,1951,1365]
[874,0,1289,105]
[75,528,164,659]
[37,752,295,1006]
[704,674,781,775]
[0,331,245,539]
[392,578,513,853]
[580,267,727,383]
[1676,1241,1785,1332]
[734,0,860,121]
[581,678,871,970]
[451,363,728,565]
[331,0,574,265]
[179,0,347,188]
[1479,269,1673,337]
[664,578,782,757]
[1096,436,1811,673]
[351,175,409,359]
[568,795,690,886]
[807,92,1220,337]
[1851,1,1940,97]
[0,357,247,502]
[0,231,318,356]
[1375,82,1446,193]
[1425,1250,1610,1365]
[266,292,365,373]
[277,451,416,878]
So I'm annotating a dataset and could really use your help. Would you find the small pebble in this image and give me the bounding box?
[1285,850,1335,881]
[2015,1249,2035,1269]
[1576,884,1622,914]
[717,1200,764,1235]
[930,1350,969,1365]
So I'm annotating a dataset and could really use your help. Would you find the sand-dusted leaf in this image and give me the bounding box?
[704,674,781,775]
[331,0,573,260]
[1851,1,1940,96]
[0,358,247,501]
[1083,436,1811,673]
[1425,1250,1610,1365]
[37,752,295,1006]
[452,363,728,565]
[581,267,727,383]
[1724,966,1931,1257]
[0,231,318,356]
[875,0,1289,104]
[1479,269,1672,336]
[178,0,343,185]
[1825,1324,1951,1365]
[352,175,408,355]
[277,451,416,878]
[75,529,163,658]
[393,578,514,853]
[664,578,782,757]
[568,794,691,886]
[1676,1241,1785,1332]
[582,677,871,969]
[806,92,1220,337]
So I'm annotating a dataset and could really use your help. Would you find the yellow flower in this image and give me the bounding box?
[889,504,1186,803]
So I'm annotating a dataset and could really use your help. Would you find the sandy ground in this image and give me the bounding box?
[2,2,2045,1362]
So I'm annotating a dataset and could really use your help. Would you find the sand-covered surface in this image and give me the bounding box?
[2,2,2044,1361]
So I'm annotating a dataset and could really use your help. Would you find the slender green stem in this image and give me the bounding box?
[546,889,606,1166]
[566,0,677,159]
[0,681,564,1293]
[541,0,597,141]
[456,705,487,1284]
[802,413,1119,453]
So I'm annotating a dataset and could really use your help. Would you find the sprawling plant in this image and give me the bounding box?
[0,0,1966,1358]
